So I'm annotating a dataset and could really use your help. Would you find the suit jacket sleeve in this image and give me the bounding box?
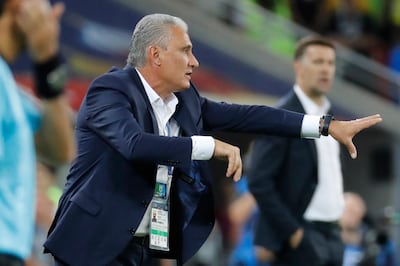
[247,135,300,243]
[200,97,304,137]
[84,76,192,171]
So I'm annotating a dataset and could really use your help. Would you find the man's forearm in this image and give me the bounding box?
[35,96,75,166]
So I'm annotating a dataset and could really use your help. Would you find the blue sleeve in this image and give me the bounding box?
[235,177,249,195]
[19,90,42,132]
[0,92,4,159]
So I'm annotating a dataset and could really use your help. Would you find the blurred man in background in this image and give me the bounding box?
[248,36,348,266]
[0,0,75,264]
[340,192,396,266]
[340,192,368,266]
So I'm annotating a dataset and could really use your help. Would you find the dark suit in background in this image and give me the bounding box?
[248,90,344,266]
[247,35,351,266]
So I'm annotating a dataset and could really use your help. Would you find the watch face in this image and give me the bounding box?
[47,64,68,91]
[322,115,334,136]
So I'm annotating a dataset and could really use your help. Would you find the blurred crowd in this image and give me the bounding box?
[257,0,385,62]
[212,0,400,103]
[243,0,400,72]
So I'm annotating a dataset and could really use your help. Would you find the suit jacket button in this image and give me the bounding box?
[141,200,148,207]
[129,228,135,235]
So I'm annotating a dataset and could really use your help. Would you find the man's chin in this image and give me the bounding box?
[173,83,191,93]
[181,81,191,89]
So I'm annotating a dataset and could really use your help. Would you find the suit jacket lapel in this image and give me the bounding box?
[172,92,207,231]
[124,66,159,134]
[173,93,199,137]
[287,93,318,165]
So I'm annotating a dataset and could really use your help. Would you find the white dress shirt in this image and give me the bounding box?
[293,85,345,222]
[134,70,214,235]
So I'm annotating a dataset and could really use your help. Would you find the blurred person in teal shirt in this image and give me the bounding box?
[0,0,75,264]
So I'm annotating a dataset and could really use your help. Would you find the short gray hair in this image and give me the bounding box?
[127,13,188,68]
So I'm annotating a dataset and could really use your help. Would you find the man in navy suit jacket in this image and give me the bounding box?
[247,36,367,266]
[44,14,382,266]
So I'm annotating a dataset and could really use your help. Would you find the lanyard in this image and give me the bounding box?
[150,120,173,251]
[154,121,173,200]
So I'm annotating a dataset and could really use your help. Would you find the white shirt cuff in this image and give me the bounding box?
[191,136,215,160]
[301,115,321,138]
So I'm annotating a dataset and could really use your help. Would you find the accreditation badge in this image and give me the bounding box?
[149,198,170,251]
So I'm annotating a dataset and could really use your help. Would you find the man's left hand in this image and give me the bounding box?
[328,114,382,159]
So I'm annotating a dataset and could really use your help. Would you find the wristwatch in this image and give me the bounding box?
[320,115,335,136]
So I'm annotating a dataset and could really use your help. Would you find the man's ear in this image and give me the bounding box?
[293,61,300,75]
[148,46,161,66]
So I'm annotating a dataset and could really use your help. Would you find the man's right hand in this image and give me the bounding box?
[16,0,65,62]
[213,139,242,182]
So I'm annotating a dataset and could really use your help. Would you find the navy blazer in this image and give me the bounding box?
[248,90,320,252]
[44,66,305,265]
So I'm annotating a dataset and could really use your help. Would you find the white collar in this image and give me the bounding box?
[135,69,178,110]
[293,84,330,115]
